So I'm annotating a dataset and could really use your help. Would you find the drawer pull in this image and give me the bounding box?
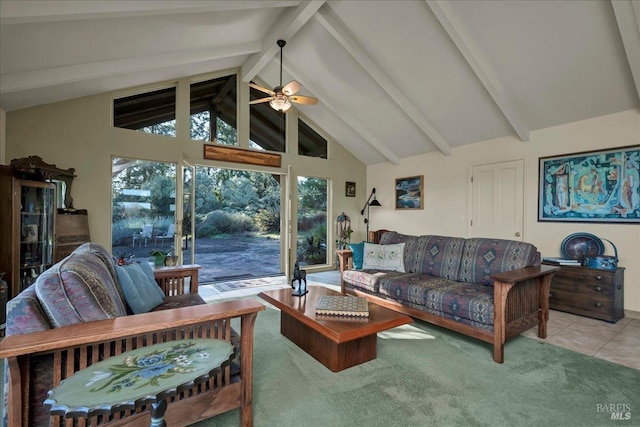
[617,284,622,290]
[594,301,602,308]
[594,286,602,292]
[595,275,602,280]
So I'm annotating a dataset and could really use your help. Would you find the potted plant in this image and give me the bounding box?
[150,249,169,267]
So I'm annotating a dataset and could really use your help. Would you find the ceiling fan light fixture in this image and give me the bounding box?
[269,96,292,112]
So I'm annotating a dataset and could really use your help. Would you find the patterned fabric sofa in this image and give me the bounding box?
[337,232,559,363]
[1,242,264,427]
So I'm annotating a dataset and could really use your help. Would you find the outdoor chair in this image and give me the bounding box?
[155,223,175,247]
[132,223,153,247]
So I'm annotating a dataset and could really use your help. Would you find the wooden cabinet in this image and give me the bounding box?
[0,176,56,298]
[545,263,624,323]
[54,211,90,262]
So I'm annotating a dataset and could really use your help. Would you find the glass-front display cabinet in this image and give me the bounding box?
[0,175,55,298]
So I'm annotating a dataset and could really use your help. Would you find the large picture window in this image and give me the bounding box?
[190,75,238,145]
[111,158,176,258]
[296,176,328,266]
[113,87,176,136]
[298,118,327,159]
[249,83,285,153]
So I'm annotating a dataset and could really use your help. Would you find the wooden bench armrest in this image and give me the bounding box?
[153,263,201,295]
[336,250,353,293]
[0,299,264,358]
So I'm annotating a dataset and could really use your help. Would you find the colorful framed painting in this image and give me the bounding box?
[538,145,640,223]
[395,175,424,209]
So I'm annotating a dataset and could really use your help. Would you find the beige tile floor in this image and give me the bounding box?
[522,308,640,370]
[201,270,640,371]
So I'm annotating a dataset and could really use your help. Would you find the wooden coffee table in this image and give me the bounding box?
[258,286,412,372]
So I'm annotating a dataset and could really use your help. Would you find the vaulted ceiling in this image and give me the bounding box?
[1,1,639,165]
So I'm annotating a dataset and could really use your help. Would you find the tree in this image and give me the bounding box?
[298,177,327,212]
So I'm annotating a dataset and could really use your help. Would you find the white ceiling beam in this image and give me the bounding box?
[0,42,261,94]
[0,1,299,24]
[426,0,530,142]
[612,0,640,101]
[240,0,325,83]
[316,6,452,156]
[283,61,400,165]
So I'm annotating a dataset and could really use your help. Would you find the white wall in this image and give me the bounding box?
[368,109,640,313]
[5,74,368,267]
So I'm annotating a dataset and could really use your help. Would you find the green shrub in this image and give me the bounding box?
[255,208,280,234]
[297,222,327,265]
[196,210,255,237]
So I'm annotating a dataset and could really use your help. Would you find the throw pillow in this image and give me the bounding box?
[115,263,165,314]
[362,243,385,269]
[362,242,406,272]
[349,242,365,269]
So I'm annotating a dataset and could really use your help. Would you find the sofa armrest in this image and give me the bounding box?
[490,264,559,284]
[153,263,201,296]
[490,264,560,363]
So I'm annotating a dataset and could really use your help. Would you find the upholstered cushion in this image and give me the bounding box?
[407,235,466,279]
[378,273,494,327]
[343,269,396,293]
[115,263,165,314]
[152,293,204,311]
[5,285,51,336]
[457,238,538,286]
[35,253,128,328]
[349,242,365,269]
[73,242,126,305]
[362,242,405,272]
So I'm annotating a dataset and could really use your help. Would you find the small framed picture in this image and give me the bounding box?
[395,175,424,209]
[346,181,356,197]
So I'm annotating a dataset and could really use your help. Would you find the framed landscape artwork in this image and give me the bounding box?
[395,175,424,209]
[538,145,640,223]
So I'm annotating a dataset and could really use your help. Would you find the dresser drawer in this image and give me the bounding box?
[551,271,618,297]
[549,289,620,322]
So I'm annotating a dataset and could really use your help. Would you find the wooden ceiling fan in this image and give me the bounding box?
[249,39,318,113]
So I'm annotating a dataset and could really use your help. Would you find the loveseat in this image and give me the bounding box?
[337,231,559,363]
[0,242,265,427]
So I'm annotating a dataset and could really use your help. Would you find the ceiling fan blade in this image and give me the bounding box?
[249,97,273,105]
[249,83,275,96]
[290,95,318,105]
[282,81,302,96]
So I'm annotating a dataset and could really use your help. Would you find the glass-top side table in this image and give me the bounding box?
[45,338,234,427]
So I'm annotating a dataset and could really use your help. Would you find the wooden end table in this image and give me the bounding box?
[258,286,412,372]
[44,338,233,427]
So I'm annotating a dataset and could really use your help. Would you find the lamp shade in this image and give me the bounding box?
[369,198,381,207]
[269,97,292,112]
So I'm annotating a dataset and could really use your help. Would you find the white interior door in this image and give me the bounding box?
[470,160,524,240]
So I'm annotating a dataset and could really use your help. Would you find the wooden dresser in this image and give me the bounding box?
[545,263,624,323]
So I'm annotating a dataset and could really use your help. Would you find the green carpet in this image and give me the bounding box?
[194,303,640,427]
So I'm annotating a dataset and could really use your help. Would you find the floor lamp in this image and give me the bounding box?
[361,188,381,242]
